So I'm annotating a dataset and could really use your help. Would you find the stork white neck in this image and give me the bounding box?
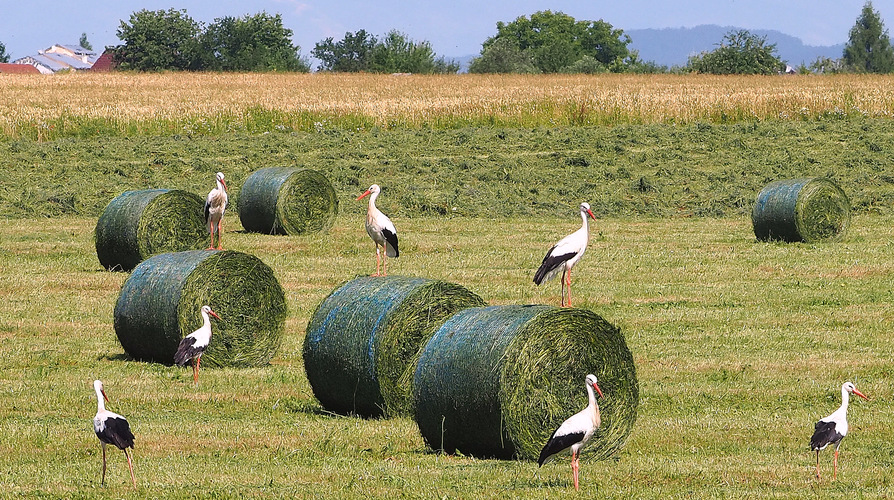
[365,190,380,211]
[200,307,213,330]
[94,381,106,413]
[839,384,852,412]
[580,209,591,231]
[585,381,601,428]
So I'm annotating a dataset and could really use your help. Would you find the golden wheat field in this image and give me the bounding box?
[4,73,894,137]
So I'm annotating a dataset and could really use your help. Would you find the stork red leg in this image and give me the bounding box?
[216,221,224,250]
[101,443,107,485]
[566,268,573,308]
[833,449,839,481]
[571,450,580,491]
[124,448,135,487]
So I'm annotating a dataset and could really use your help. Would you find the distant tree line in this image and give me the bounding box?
[2,2,891,74]
[112,9,311,72]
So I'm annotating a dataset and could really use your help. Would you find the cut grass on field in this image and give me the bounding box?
[1,214,892,498]
[3,119,894,220]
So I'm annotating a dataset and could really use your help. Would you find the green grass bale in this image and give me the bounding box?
[95,189,207,271]
[113,250,286,367]
[303,276,485,418]
[413,305,638,461]
[752,178,850,242]
[238,167,338,235]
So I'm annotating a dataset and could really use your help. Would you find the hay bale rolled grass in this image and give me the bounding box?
[303,276,485,418]
[114,250,287,367]
[238,167,338,235]
[752,177,850,243]
[413,305,638,461]
[95,189,208,271]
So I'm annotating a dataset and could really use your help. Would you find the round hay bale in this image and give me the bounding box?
[238,167,338,235]
[95,189,207,271]
[413,305,638,461]
[303,276,485,418]
[752,177,850,242]
[113,250,286,367]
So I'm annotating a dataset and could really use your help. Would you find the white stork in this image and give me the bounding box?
[810,381,869,480]
[357,184,399,276]
[533,202,597,307]
[538,373,603,491]
[204,172,228,250]
[174,305,221,385]
[92,379,136,487]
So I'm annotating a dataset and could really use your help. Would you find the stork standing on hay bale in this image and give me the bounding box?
[357,184,399,276]
[204,172,228,250]
[538,373,603,491]
[92,380,136,487]
[533,202,597,307]
[810,381,868,480]
[174,305,221,385]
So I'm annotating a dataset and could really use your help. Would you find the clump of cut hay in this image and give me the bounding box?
[303,276,485,418]
[238,167,338,235]
[413,305,638,461]
[113,250,286,366]
[752,178,850,242]
[95,189,207,271]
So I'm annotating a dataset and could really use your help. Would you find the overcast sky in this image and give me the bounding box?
[1,0,889,63]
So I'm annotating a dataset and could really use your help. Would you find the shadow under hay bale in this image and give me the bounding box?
[114,250,286,367]
[413,304,638,461]
[95,189,207,271]
[303,276,485,418]
[752,177,850,243]
[238,167,338,235]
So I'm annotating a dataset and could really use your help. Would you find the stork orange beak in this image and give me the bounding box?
[101,389,109,403]
[853,388,869,400]
[208,309,221,320]
[586,209,596,220]
[357,189,371,200]
[221,179,228,192]
[593,382,603,398]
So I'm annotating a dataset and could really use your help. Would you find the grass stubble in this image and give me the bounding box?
[1,73,893,498]
[0,212,892,498]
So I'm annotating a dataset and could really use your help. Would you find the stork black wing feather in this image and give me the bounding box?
[810,420,843,451]
[174,336,201,366]
[538,430,586,466]
[382,227,399,258]
[533,249,575,285]
[203,200,211,225]
[97,416,135,450]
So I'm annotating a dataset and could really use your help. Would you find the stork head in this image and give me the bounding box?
[843,381,868,400]
[585,373,603,398]
[93,379,109,402]
[201,305,221,321]
[216,172,227,191]
[357,184,381,200]
[580,202,596,220]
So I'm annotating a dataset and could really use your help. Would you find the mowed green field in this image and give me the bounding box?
[1,119,893,498]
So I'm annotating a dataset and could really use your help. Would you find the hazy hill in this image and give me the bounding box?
[627,25,845,68]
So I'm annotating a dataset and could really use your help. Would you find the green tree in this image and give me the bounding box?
[113,9,203,71]
[843,1,894,73]
[468,37,538,73]
[313,30,457,73]
[312,29,377,72]
[0,41,9,63]
[369,30,458,74]
[478,10,630,73]
[688,30,785,74]
[79,33,93,51]
[201,13,309,72]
